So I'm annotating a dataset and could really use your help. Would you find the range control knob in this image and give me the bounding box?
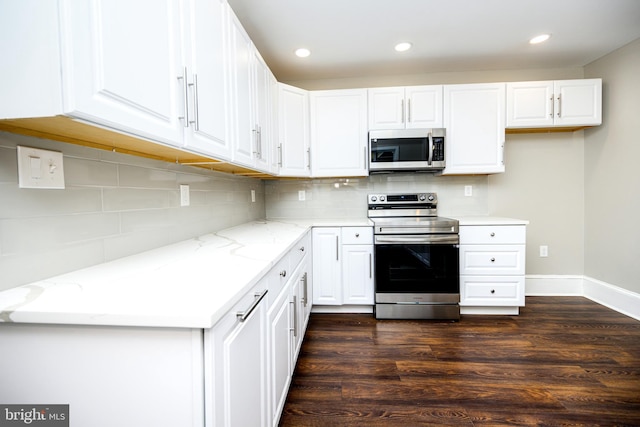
[370,196,377,202]
[428,194,435,202]
[380,195,386,201]
[419,194,426,201]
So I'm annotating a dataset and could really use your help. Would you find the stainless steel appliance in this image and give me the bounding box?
[369,129,445,173]
[368,192,460,320]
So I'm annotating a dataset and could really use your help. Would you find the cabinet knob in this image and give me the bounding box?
[280,270,287,278]
[490,232,496,237]
[490,257,496,262]
[491,289,496,294]
[355,233,360,238]
[299,246,305,252]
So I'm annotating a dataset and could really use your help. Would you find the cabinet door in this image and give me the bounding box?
[181,0,230,159]
[443,83,506,175]
[506,81,555,128]
[405,85,443,128]
[367,87,405,130]
[554,79,602,126]
[310,89,368,177]
[252,52,275,172]
[62,0,184,146]
[208,286,268,427]
[342,244,374,305]
[227,9,255,168]
[268,283,292,427]
[277,83,310,177]
[312,228,342,305]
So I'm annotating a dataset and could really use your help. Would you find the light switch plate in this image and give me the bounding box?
[17,146,65,189]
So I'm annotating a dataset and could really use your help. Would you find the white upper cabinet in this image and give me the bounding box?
[180,0,230,159]
[368,85,443,130]
[62,0,185,146]
[310,89,368,177]
[443,83,506,175]
[227,7,276,172]
[277,83,310,177]
[506,79,602,129]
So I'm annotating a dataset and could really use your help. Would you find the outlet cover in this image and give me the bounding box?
[298,190,306,201]
[180,184,190,207]
[464,185,473,197]
[251,189,256,203]
[17,146,65,189]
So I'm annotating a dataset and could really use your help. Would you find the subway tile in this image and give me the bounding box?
[64,157,118,187]
[1,213,120,255]
[0,184,103,218]
[118,164,178,189]
[103,188,171,211]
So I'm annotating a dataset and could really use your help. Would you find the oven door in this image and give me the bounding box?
[374,237,459,304]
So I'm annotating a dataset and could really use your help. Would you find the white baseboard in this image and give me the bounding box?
[583,276,640,321]
[526,275,640,321]
[525,275,584,295]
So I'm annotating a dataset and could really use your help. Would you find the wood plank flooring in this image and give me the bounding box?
[279,297,640,426]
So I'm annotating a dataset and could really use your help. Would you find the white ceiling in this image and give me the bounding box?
[227,0,640,83]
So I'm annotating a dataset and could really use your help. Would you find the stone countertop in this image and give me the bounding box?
[452,216,530,226]
[0,219,369,329]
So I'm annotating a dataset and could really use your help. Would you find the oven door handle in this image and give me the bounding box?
[375,235,459,245]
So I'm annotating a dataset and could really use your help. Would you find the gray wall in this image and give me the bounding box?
[584,38,640,294]
[0,132,266,291]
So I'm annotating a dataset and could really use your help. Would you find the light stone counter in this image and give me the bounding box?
[0,219,370,329]
[452,216,530,226]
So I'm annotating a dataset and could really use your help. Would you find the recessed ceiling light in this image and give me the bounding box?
[529,34,551,44]
[394,42,413,52]
[295,48,311,58]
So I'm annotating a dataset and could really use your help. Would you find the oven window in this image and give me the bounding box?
[375,243,459,293]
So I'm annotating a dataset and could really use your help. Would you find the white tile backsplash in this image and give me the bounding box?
[265,173,489,219]
[0,132,266,291]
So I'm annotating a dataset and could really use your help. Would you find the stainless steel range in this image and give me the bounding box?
[368,192,460,320]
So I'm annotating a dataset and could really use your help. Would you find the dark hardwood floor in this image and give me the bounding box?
[279,297,640,426]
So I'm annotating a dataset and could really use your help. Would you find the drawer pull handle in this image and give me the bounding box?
[280,270,287,278]
[491,289,496,294]
[490,257,496,262]
[490,232,496,237]
[237,290,268,322]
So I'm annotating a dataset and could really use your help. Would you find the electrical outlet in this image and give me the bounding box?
[17,146,65,189]
[540,245,548,257]
[464,185,473,197]
[298,190,306,201]
[180,184,190,207]
[251,189,256,203]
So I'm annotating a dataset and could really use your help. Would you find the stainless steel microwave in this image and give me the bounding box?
[369,129,446,173]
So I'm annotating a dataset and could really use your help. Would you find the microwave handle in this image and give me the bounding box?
[427,132,433,166]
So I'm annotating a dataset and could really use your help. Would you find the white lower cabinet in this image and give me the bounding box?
[312,227,374,308]
[459,224,527,315]
[0,324,205,427]
[206,283,269,427]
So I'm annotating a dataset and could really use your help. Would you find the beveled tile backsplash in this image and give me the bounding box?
[0,132,265,291]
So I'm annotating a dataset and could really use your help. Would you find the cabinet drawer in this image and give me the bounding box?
[341,227,373,245]
[290,231,311,270]
[267,255,290,308]
[459,225,526,245]
[460,275,525,306]
[460,245,525,275]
